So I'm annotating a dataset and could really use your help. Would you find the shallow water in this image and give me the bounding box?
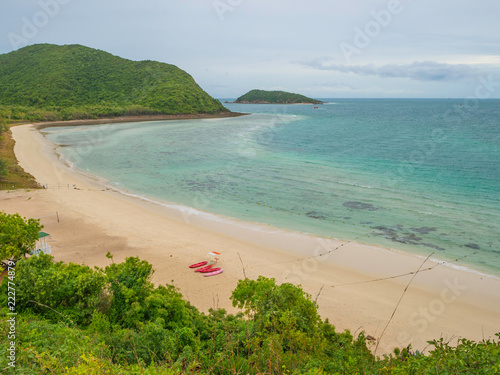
[44,99,500,275]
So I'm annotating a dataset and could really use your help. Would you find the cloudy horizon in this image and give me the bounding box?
[1,0,499,99]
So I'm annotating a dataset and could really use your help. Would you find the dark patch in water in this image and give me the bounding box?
[372,226,398,237]
[184,180,217,191]
[464,243,480,250]
[343,201,379,211]
[421,243,445,251]
[361,221,373,225]
[343,217,352,220]
[372,225,444,250]
[306,211,327,220]
[401,233,423,243]
[372,225,404,234]
[410,227,437,235]
[372,226,409,243]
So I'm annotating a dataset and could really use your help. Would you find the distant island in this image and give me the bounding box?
[0,43,230,122]
[234,89,323,104]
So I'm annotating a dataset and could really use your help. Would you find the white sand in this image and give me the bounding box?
[3,123,499,355]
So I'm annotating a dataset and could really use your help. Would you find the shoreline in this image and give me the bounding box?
[33,111,248,130]
[51,161,500,284]
[4,122,500,355]
[44,117,499,280]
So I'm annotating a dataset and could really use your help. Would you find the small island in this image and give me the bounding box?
[234,89,323,104]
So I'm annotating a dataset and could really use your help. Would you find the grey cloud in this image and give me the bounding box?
[300,60,480,82]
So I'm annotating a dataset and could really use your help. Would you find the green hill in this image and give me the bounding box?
[234,89,323,104]
[0,44,229,120]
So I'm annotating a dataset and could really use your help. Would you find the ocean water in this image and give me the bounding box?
[44,99,500,275]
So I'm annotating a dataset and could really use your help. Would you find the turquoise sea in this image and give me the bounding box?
[44,99,500,275]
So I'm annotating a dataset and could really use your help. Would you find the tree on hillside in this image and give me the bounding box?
[0,119,8,176]
[0,159,7,177]
[231,276,321,334]
[0,212,42,264]
[0,121,7,176]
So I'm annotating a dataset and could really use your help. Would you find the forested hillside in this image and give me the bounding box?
[0,43,229,121]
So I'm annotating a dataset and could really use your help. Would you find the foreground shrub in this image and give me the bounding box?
[1,255,498,374]
[1,254,106,325]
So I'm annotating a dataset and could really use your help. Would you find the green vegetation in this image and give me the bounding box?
[0,159,7,177]
[0,123,39,190]
[0,123,9,177]
[1,250,499,374]
[234,89,323,104]
[0,43,229,123]
[0,212,42,261]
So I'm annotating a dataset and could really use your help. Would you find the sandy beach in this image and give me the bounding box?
[3,123,499,355]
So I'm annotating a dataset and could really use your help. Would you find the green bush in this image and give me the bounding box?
[0,211,42,260]
[1,253,498,374]
[0,314,111,373]
[0,254,107,325]
[379,335,500,374]
[0,158,8,176]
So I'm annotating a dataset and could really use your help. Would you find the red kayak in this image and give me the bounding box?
[195,264,214,273]
[199,267,220,274]
[189,261,208,269]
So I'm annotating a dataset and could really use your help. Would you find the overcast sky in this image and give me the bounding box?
[1,0,500,98]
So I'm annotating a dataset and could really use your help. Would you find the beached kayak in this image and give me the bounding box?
[204,268,224,277]
[195,264,214,273]
[189,261,208,268]
[199,267,220,273]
